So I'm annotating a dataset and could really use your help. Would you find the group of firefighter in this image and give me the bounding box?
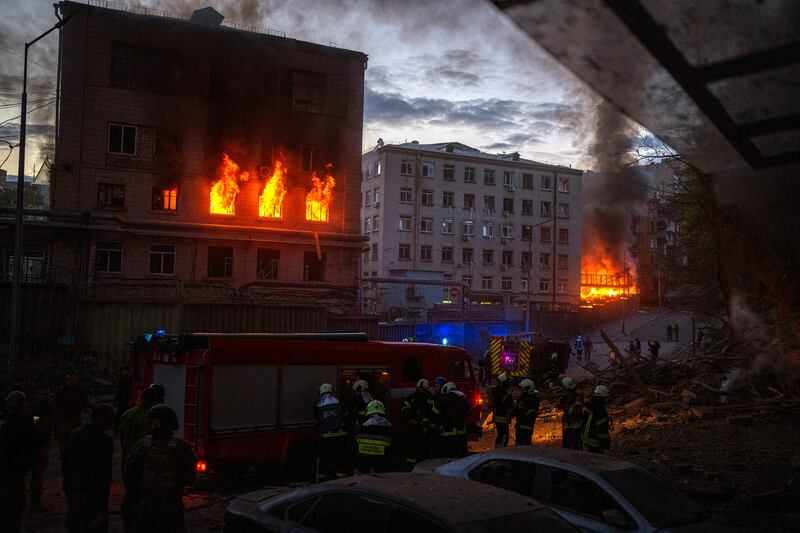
[314,376,471,481]
[489,352,612,453]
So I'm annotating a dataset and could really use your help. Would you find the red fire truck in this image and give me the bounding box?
[133,332,482,479]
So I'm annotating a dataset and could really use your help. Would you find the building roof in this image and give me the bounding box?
[375,141,583,173]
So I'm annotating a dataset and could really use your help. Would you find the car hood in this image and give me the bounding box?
[412,458,456,474]
[662,520,743,533]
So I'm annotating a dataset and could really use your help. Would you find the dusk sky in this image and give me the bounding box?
[0,0,607,178]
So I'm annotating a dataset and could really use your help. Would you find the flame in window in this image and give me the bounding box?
[210,153,249,215]
[259,160,287,219]
[305,164,335,222]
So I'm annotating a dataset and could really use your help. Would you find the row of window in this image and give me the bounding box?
[361,270,568,293]
[366,159,571,193]
[94,242,327,281]
[98,183,178,211]
[380,216,570,243]
[375,244,569,268]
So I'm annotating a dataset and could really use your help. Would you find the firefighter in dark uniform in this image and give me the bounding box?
[558,377,584,450]
[581,385,612,453]
[432,382,471,458]
[513,379,540,446]
[354,400,394,474]
[123,404,196,533]
[0,391,37,533]
[401,378,435,467]
[343,379,373,429]
[490,372,514,448]
[544,352,561,390]
[314,383,349,482]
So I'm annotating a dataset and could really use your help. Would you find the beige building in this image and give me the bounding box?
[361,142,583,319]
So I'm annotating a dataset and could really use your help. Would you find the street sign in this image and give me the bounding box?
[449,286,460,297]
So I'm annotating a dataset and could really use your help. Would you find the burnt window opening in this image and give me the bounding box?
[152,187,178,211]
[257,249,280,280]
[96,241,122,273]
[108,124,137,155]
[97,183,125,208]
[149,244,175,275]
[282,70,327,113]
[303,251,326,282]
[207,246,233,278]
[154,131,182,157]
[300,146,316,172]
[111,41,183,94]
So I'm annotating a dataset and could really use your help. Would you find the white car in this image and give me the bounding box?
[414,446,738,533]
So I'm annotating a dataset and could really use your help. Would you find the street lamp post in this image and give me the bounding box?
[8,5,79,389]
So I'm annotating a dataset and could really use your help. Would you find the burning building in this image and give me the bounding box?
[47,1,367,315]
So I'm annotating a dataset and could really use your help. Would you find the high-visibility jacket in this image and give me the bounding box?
[401,390,435,428]
[513,393,540,430]
[581,398,611,449]
[315,394,347,438]
[355,415,393,473]
[558,392,583,431]
[490,385,514,425]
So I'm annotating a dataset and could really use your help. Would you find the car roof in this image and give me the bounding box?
[233,473,550,526]
[446,445,639,474]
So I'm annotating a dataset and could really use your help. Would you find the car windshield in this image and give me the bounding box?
[599,468,708,527]
[459,509,577,533]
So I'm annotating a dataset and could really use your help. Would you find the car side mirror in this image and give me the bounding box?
[602,509,630,528]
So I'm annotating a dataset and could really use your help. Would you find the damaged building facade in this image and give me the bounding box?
[2,1,368,366]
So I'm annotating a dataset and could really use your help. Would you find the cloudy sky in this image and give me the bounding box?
[0,0,604,179]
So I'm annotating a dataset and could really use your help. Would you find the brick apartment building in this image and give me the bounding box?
[39,1,368,312]
[360,141,583,320]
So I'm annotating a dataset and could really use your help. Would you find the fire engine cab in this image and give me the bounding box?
[484,334,571,383]
[132,332,481,479]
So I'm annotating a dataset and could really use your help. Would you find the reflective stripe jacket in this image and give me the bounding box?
[355,415,394,473]
[581,397,611,449]
[432,391,471,435]
[558,392,583,430]
[513,393,540,430]
[401,390,435,427]
[315,394,347,437]
[490,385,514,424]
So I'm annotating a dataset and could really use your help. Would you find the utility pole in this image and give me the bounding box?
[8,5,79,390]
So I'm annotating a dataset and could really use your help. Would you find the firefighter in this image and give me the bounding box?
[432,382,471,458]
[581,385,612,453]
[54,370,90,456]
[490,372,514,448]
[558,377,583,450]
[544,352,561,390]
[513,379,540,446]
[401,378,435,467]
[432,376,448,397]
[62,403,115,533]
[354,400,394,474]
[314,383,349,482]
[0,391,37,533]
[344,379,373,428]
[119,385,160,466]
[123,404,196,533]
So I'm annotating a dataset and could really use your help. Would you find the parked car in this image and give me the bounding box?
[223,472,577,532]
[414,446,737,532]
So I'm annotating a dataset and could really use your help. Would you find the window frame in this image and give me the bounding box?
[107,123,137,155]
[207,246,234,278]
[97,183,126,209]
[400,187,413,204]
[419,245,433,262]
[95,241,122,274]
[149,244,176,276]
[421,162,435,178]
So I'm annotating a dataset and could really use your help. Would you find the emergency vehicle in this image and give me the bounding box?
[132,332,482,479]
[484,334,571,381]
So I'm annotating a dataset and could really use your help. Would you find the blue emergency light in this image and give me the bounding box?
[442,338,448,346]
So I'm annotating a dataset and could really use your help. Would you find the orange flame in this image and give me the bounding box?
[210,153,250,215]
[580,241,638,306]
[305,164,335,222]
[259,160,287,218]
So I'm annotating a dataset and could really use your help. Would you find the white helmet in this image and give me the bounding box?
[497,372,508,384]
[520,378,537,394]
[442,381,457,394]
[594,385,610,397]
[416,378,429,390]
[550,352,559,361]
[353,379,369,393]
[561,377,577,390]
[319,383,333,396]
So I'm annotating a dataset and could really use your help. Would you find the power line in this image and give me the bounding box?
[0,46,54,71]
[0,99,56,128]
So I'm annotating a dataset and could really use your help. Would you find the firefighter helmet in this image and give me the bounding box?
[561,377,577,390]
[594,385,611,397]
[442,382,457,394]
[149,403,179,431]
[353,380,369,393]
[520,379,537,393]
[319,383,333,396]
[497,372,508,384]
[366,399,385,416]
[416,378,429,390]
[147,383,166,402]
[434,376,448,386]
[550,352,559,361]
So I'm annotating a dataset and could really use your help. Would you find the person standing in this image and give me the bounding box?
[558,377,583,450]
[314,383,349,482]
[673,323,680,341]
[581,385,612,453]
[544,353,561,390]
[114,367,133,433]
[575,335,584,359]
[401,378,435,466]
[0,391,38,533]
[343,379,373,429]
[62,403,115,533]
[27,384,57,512]
[584,338,593,363]
[432,382,471,458]
[119,386,159,465]
[513,379,540,446]
[54,370,90,456]
[648,339,661,360]
[354,400,394,474]
[124,404,196,533]
[666,324,674,341]
[490,373,513,448]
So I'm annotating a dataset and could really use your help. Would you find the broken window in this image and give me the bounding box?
[286,70,326,113]
[300,145,316,172]
[149,244,175,275]
[207,246,233,278]
[256,249,280,280]
[96,241,122,273]
[303,251,326,281]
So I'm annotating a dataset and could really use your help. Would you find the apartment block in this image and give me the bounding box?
[361,142,583,318]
